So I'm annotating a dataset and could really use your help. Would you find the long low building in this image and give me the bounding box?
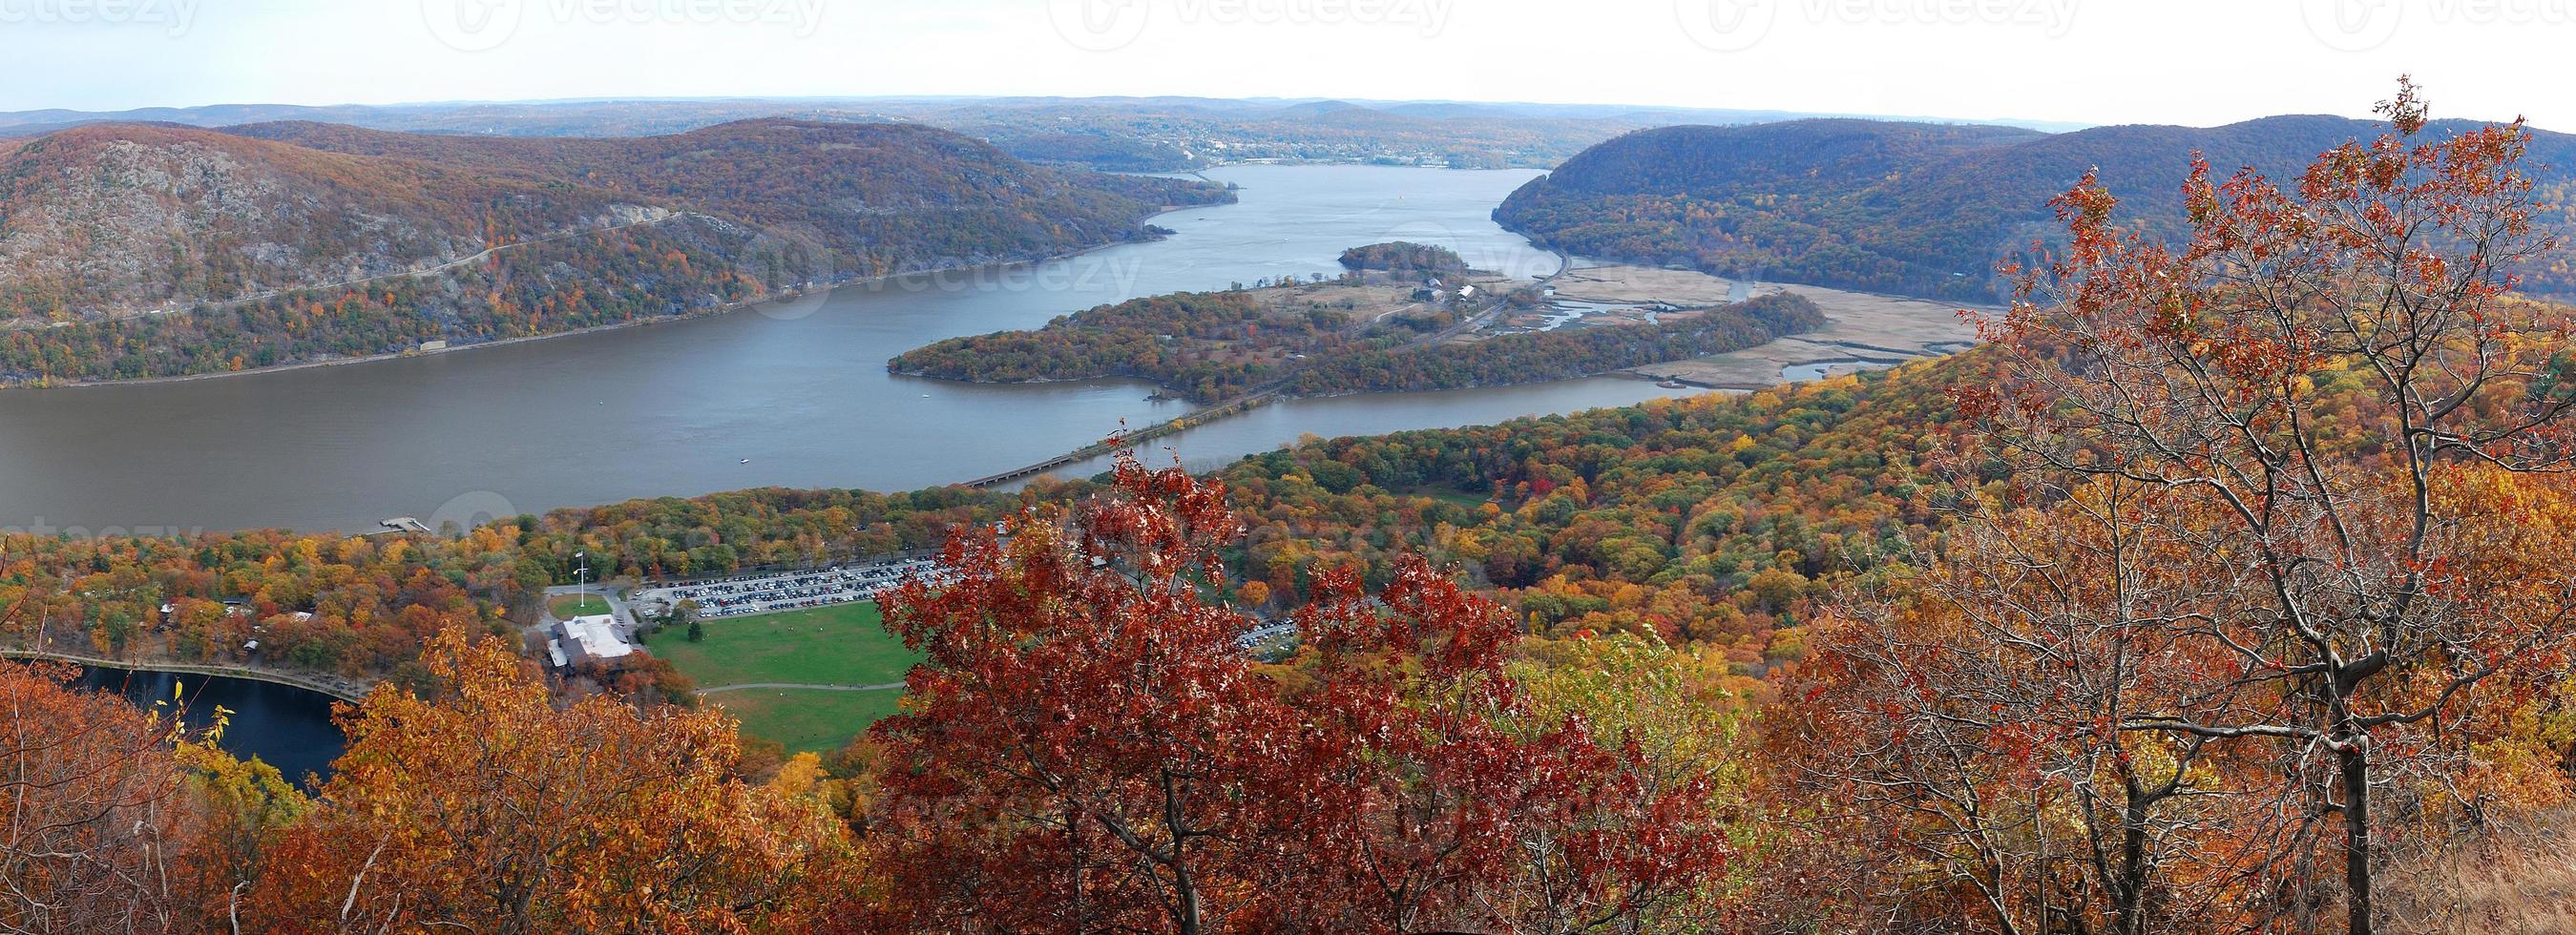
[553,614,637,669]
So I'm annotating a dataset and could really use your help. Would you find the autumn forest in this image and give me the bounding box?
[3,80,2574,934]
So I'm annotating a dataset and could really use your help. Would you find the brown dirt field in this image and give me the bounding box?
[1543,264,1986,389]
[1256,282,1404,311]
[1546,264,1742,306]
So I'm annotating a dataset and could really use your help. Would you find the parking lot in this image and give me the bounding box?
[632,557,953,619]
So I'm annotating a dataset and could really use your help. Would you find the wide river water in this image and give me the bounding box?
[0,165,1719,534]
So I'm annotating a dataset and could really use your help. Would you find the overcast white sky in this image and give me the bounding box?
[0,0,2568,129]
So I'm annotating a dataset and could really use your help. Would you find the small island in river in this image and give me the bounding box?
[889,241,1827,404]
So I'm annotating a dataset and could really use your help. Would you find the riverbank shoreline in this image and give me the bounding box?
[0,165,1586,535]
[1,648,368,703]
[10,205,1220,393]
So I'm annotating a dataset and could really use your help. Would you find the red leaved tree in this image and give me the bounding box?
[861,452,1735,933]
[863,454,1286,932]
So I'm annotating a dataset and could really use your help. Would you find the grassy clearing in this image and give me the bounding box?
[643,601,921,752]
[643,601,919,689]
[548,594,613,618]
[703,689,907,756]
[1414,486,1494,509]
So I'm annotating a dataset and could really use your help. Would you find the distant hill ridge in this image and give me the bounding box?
[224,118,1219,272]
[0,118,1229,384]
[1497,114,2576,301]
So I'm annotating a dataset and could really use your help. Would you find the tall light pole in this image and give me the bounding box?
[575,551,588,612]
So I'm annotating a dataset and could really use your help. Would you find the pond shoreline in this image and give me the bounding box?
[1,648,367,702]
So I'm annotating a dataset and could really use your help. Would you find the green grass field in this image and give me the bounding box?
[548,593,613,618]
[643,601,922,754]
[644,602,918,687]
[699,689,909,755]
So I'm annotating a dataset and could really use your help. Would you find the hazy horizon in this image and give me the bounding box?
[0,1,2566,130]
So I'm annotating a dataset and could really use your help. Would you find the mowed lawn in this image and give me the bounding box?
[643,601,922,754]
[548,593,613,618]
[703,689,908,756]
[644,601,919,688]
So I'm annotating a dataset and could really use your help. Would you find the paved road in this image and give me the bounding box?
[697,681,905,695]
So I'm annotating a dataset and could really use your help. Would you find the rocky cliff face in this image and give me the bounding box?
[0,119,1230,327]
[0,120,1232,384]
[0,124,635,323]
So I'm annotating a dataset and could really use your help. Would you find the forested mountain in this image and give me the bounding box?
[225,119,1220,269]
[0,119,1227,384]
[0,95,2078,172]
[1497,114,2576,301]
[0,122,626,320]
[993,132,1199,171]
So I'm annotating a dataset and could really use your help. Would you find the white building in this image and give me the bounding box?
[555,614,636,668]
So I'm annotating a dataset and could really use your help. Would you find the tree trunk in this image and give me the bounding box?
[2116,794,2150,935]
[1175,879,1202,935]
[1163,773,1202,935]
[2338,726,2373,935]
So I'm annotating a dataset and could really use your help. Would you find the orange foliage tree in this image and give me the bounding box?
[1790,80,2576,934]
[1772,482,2313,933]
[0,661,223,931]
[248,631,853,932]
